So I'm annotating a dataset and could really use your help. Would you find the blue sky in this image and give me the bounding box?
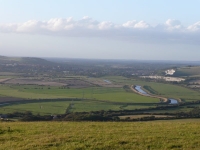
[0,0,200,60]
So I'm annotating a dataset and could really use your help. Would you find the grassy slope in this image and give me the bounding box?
[0,56,54,65]
[1,121,200,149]
[175,66,200,77]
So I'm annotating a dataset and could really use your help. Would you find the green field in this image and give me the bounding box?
[0,85,159,103]
[0,101,71,115]
[1,121,200,149]
[0,100,157,115]
[1,76,200,115]
[132,80,200,101]
[101,76,200,101]
[2,76,198,102]
[0,82,160,115]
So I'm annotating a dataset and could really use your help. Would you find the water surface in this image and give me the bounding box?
[134,85,149,96]
[168,98,178,104]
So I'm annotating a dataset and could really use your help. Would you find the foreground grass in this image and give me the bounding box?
[1,120,200,149]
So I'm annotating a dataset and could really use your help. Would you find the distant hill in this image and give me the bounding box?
[0,56,56,65]
[174,66,200,77]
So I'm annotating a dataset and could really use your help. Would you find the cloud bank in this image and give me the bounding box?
[0,17,200,44]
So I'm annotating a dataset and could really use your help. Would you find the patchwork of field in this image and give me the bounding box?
[1,121,200,149]
[4,78,67,86]
[0,76,161,114]
[0,85,159,103]
[85,77,122,87]
[128,80,200,101]
[100,76,200,101]
[0,100,155,115]
[0,76,125,88]
[60,79,93,88]
[1,75,200,114]
[3,76,200,102]
[2,77,94,88]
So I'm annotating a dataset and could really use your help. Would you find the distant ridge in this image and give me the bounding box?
[0,56,56,65]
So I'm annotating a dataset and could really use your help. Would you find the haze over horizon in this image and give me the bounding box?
[0,0,200,61]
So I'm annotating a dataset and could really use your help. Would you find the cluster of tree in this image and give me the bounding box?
[179,100,200,106]
[5,111,54,121]
[4,101,200,121]
[63,113,113,121]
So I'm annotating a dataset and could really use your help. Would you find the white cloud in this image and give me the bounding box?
[166,19,181,26]
[0,17,200,45]
[122,20,149,29]
[187,21,200,31]
[165,19,182,30]
[45,18,66,31]
[17,20,42,32]
[98,21,114,30]
[134,21,150,29]
[122,20,137,28]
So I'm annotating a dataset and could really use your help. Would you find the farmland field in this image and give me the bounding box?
[1,121,200,149]
[101,76,199,100]
[132,80,200,101]
[0,100,156,115]
[0,84,159,103]
[0,101,71,115]
[101,76,200,101]
[0,55,200,118]
[1,75,200,115]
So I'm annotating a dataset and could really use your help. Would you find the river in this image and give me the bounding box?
[134,85,179,104]
[168,98,178,104]
[134,85,149,96]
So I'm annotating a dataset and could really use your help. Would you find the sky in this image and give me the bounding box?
[0,0,200,61]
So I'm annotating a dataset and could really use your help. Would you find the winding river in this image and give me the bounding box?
[134,85,149,96]
[134,85,178,104]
